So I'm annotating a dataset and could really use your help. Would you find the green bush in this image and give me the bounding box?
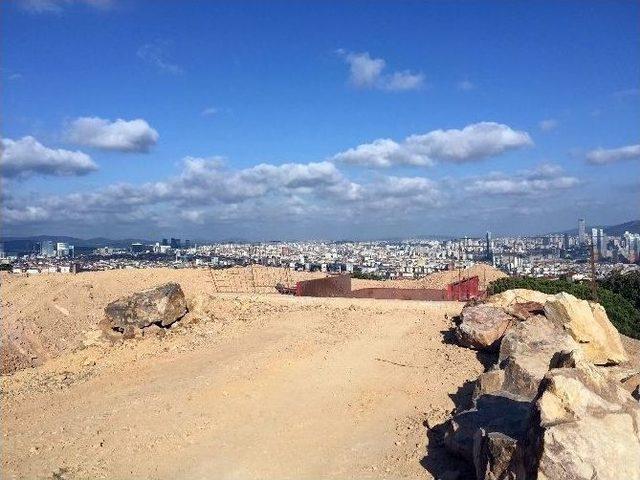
[488,277,640,340]
[600,270,640,311]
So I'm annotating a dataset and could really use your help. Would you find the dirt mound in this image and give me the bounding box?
[352,263,506,291]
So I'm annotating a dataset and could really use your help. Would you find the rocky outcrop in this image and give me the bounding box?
[455,304,515,352]
[445,289,637,480]
[498,315,579,399]
[102,283,187,337]
[544,292,628,365]
[522,365,640,480]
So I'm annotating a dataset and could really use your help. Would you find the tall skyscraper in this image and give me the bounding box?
[40,240,55,257]
[578,218,586,245]
[599,229,608,258]
[485,231,493,259]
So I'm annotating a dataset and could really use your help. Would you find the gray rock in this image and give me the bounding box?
[456,304,515,352]
[102,283,187,333]
[473,429,519,480]
[443,392,531,464]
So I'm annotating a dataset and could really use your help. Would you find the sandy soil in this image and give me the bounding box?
[1,277,483,479]
[0,265,501,374]
[351,264,506,291]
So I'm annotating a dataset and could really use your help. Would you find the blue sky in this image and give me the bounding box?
[2,0,639,240]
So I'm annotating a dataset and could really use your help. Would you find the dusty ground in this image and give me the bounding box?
[0,265,500,374]
[1,269,486,479]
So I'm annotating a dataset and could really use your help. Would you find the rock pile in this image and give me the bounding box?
[100,283,188,339]
[445,290,640,480]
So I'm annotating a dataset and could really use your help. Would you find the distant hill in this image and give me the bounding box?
[603,220,640,236]
[557,220,640,236]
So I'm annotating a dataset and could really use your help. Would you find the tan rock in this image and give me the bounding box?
[486,289,554,310]
[543,292,628,365]
[472,370,506,404]
[455,304,515,352]
[521,365,640,480]
[498,315,579,399]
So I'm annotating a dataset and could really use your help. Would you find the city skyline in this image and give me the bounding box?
[2,1,640,240]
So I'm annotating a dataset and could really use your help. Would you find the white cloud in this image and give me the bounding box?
[585,144,640,165]
[18,0,113,13]
[538,119,559,132]
[67,117,159,153]
[465,163,579,195]
[383,71,425,92]
[333,122,533,167]
[338,50,424,92]
[201,107,218,117]
[1,136,97,179]
[457,80,475,91]
[137,41,183,75]
[332,138,433,167]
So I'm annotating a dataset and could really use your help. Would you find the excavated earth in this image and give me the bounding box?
[1,267,494,479]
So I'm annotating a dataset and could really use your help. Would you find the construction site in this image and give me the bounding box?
[208,263,505,301]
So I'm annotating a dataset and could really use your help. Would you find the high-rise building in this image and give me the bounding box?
[170,238,181,249]
[599,230,608,258]
[578,218,586,245]
[40,240,55,257]
[485,231,493,260]
[161,238,169,246]
[131,243,145,254]
[56,242,70,257]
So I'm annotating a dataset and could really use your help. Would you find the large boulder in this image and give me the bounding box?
[456,304,515,351]
[443,392,531,464]
[487,289,554,310]
[103,283,188,333]
[518,365,640,480]
[544,292,628,365]
[498,315,579,399]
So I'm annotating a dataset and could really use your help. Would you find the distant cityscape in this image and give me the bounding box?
[1,219,639,280]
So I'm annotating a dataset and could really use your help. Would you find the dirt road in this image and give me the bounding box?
[2,290,483,479]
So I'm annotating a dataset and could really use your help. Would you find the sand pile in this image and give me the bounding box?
[352,264,507,291]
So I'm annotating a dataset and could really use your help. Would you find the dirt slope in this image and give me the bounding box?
[1,288,483,479]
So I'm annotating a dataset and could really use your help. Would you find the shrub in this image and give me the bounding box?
[600,270,640,311]
[488,277,640,340]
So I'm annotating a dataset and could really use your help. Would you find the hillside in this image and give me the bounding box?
[1,268,483,479]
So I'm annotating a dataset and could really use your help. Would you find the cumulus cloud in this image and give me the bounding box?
[2,152,448,231]
[585,144,640,165]
[465,163,579,195]
[67,117,159,153]
[18,0,113,13]
[338,50,425,92]
[538,119,558,132]
[333,122,533,167]
[1,136,97,179]
[137,41,183,75]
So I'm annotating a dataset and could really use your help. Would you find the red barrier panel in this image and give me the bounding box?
[446,276,481,301]
[349,288,446,301]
